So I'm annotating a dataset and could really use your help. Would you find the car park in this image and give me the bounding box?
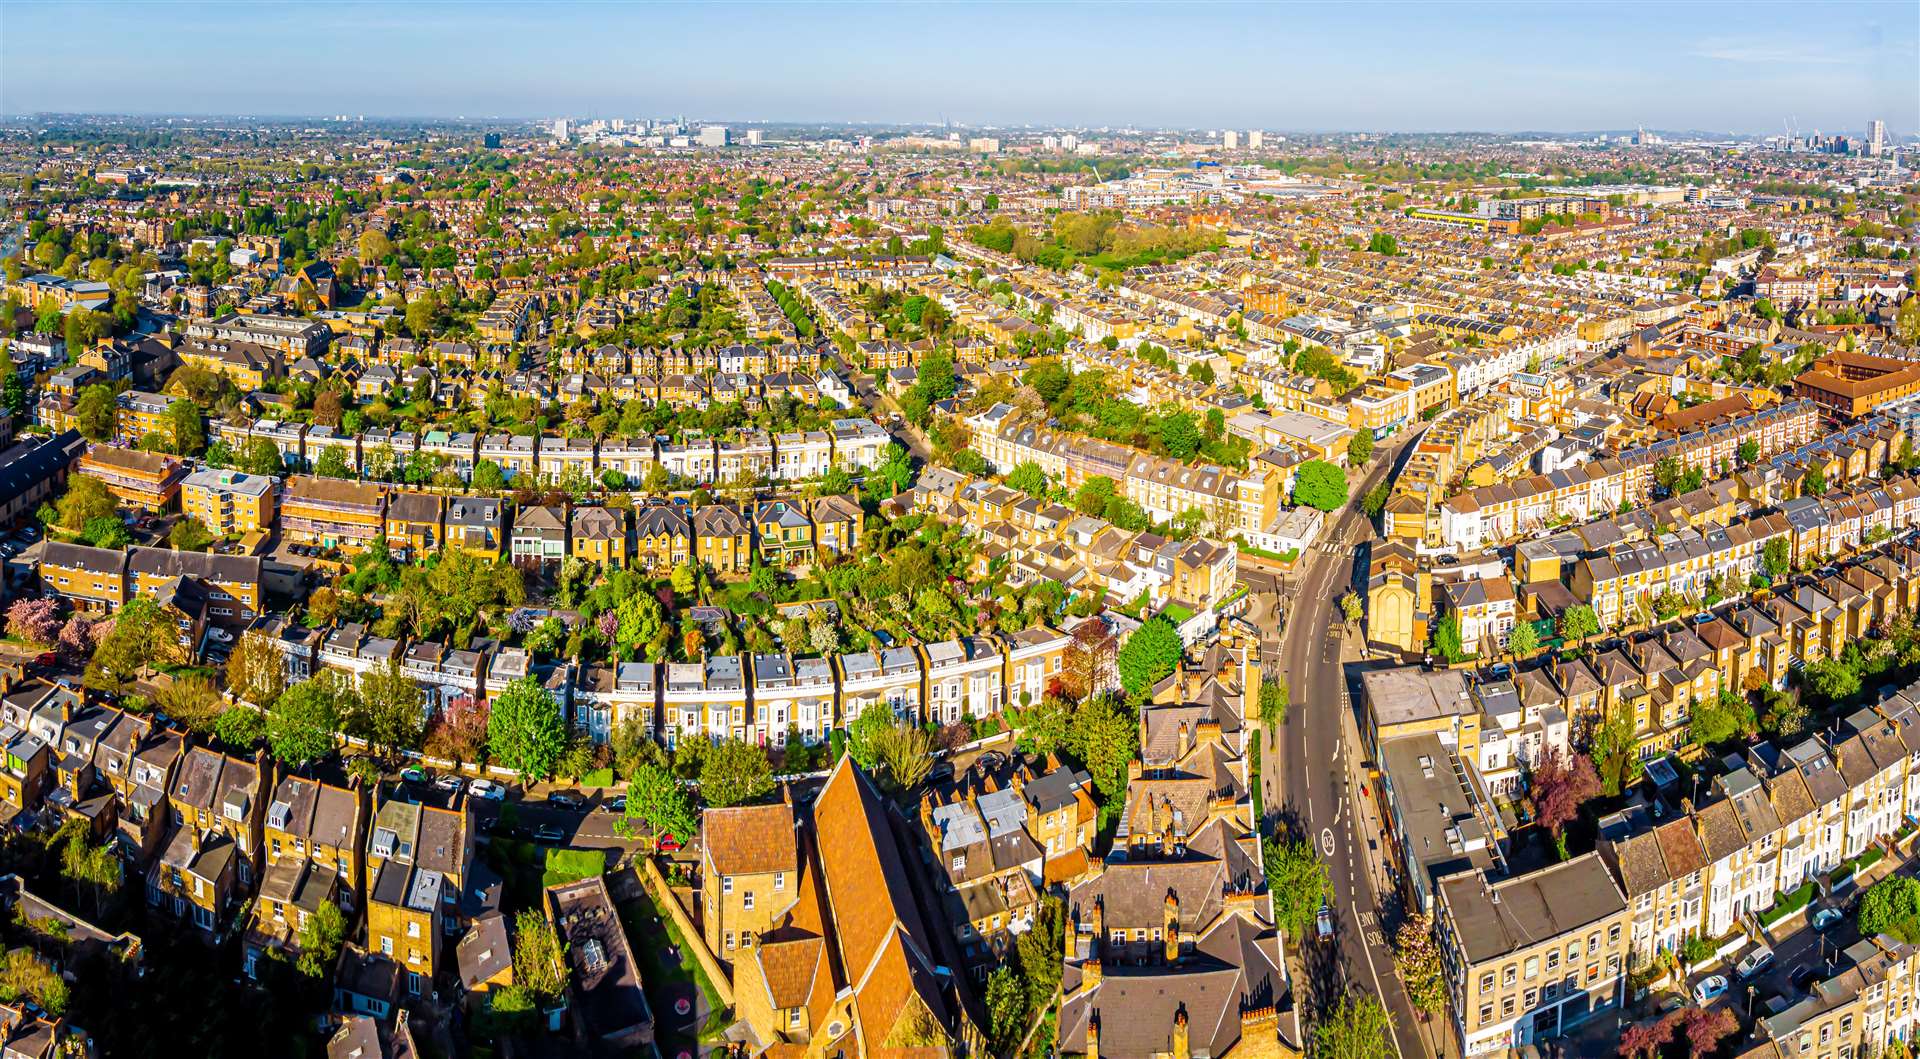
[1735,948,1774,980]
[1693,975,1729,1004]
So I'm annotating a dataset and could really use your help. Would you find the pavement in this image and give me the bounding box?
[1261,432,1439,1059]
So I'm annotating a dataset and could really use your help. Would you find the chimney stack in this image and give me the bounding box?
[1163,889,1181,964]
[1172,1006,1191,1059]
[1082,957,1102,989]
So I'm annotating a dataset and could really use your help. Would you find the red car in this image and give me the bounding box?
[657,835,684,854]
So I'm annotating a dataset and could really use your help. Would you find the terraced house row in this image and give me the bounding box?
[887,466,1240,614]
[209,414,892,486]
[266,614,1072,748]
[275,477,864,573]
[1386,666,1920,1058]
[1438,400,1823,553]
[967,402,1290,543]
[1373,529,1920,803]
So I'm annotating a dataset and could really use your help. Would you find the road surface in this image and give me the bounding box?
[1261,433,1435,1059]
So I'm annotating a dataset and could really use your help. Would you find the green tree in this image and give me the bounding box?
[1074,475,1117,516]
[1689,687,1757,747]
[1292,459,1348,512]
[1557,604,1598,645]
[1361,482,1390,518]
[472,459,506,495]
[1802,657,1862,707]
[1506,621,1539,658]
[845,704,894,769]
[1005,461,1047,497]
[615,762,697,845]
[700,738,775,807]
[872,717,935,792]
[314,446,351,479]
[1116,617,1182,698]
[169,516,214,552]
[295,901,346,977]
[1259,676,1290,726]
[1737,439,1760,465]
[58,822,122,921]
[242,437,286,476]
[269,680,342,768]
[1347,430,1374,465]
[1762,537,1793,579]
[1159,411,1200,461]
[1311,991,1395,1059]
[984,966,1028,1052]
[487,676,568,781]
[83,516,130,548]
[1263,835,1330,937]
[1589,711,1642,796]
[1432,613,1467,663]
[349,660,425,756]
[1062,695,1138,804]
[166,399,204,456]
[84,595,177,692]
[74,384,116,441]
[1859,875,1920,943]
[214,706,266,748]
[0,350,24,420]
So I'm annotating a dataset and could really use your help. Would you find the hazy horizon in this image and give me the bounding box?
[2,0,1916,135]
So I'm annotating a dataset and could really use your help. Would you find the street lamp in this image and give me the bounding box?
[1746,984,1756,1021]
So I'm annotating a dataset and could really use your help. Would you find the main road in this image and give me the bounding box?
[1259,432,1436,1059]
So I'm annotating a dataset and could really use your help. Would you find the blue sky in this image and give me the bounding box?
[1,1,1914,134]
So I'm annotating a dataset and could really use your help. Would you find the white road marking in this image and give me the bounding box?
[1321,827,1336,857]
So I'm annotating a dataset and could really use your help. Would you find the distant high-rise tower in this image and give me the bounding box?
[1248,130,1264,149]
[1869,119,1887,157]
[551,118,570,143]
[1223,129,1240,150]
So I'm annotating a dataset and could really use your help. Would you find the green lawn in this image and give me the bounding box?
[619,888,730,1051]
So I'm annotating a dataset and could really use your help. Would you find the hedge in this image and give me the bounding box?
[1759,881,1817,927]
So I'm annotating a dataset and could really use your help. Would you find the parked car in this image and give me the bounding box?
[400,767,427,785]
[1315,903,1335,940]
[600,795,627,814]
[1735,948,1774,981]
[1693,975,1729,1004]
[1812,908,1844,932]
[546,791,586,810]
[657,834,684,854]
[469,780,506,801]
[532,824,566,845]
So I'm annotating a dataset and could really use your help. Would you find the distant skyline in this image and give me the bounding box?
[2,1,1916,135]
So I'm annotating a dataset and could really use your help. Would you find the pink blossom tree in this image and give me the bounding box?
[6,598,62,646]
